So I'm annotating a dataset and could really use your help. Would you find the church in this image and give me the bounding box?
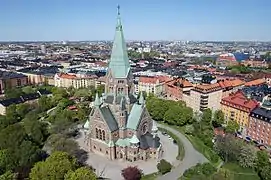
[83,7,162,161]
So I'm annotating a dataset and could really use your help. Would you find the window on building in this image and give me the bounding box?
[102,130,105,141]
[95,128,99,138]
[17,79,21,86]
[99,129,102,140]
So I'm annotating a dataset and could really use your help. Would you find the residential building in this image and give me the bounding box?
[0,71,28,94]
[136,76,171,96]
[247,95,271,146]
[184,83,223,112]
[0,89,51,115]
[218,79,245,97]
[164,78,193,101]
[83,8,162,161]
[220,91,258,129]
[54,73,98,89]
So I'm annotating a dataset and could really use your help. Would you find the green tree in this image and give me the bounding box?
[45,134,79,156]
[157,159,172,175]
[22,86,36,94]
[238,145,257,168]
[0,123,27,149]
[0,149,17,173]
[255,151,270,171]
[38,96,53,112]
[0,170,17,180]
[16,103,31,119]
[214,134,242,163]
[4,88,24,98]
[213,110,225,127]
[225,120,239,134]
[146,98,169,121]
[201,109,212,126]
[184,124,194,135]
[64,167,96,180]
[29,151,78,180]
[16,140,43,167]
[23,118,49,146]
[164,105,193,126]
[73,88,91,98]
[260,165,271,180]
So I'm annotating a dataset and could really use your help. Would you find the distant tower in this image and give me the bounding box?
[41,45,46,54]
[141,42,144,59]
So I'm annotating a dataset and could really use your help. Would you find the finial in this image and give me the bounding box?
[117,5,120,15]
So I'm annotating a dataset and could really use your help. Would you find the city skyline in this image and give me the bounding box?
[1,0,271,41]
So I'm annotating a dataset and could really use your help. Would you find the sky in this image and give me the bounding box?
[0,0,271,41]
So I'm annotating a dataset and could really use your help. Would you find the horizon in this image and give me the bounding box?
[1,0,271,42]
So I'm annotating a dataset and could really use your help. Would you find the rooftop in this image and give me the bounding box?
[221,91,258,112]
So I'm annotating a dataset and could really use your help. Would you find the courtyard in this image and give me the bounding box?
[76,130,178,180]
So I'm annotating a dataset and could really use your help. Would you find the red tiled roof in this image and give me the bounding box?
[59,73,77,79]
[218,79,245,88]
[245,78,266,86]
[221,91,258,112]
[139,76,171,84]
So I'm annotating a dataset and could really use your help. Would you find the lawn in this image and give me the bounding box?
[141,172,159,180]
[158,127,185,160]
[173,126,222,167]
[223,163,261,180]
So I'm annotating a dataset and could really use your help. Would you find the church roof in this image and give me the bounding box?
[108,140,115,147]
[126,103,144,130]
[108,6,130,78]
[151,120,158,132]
[83,120,89,129]
[104,94,137,104]
[99,106,118,132]
[130,134,140,144]
[139,132,161,150]
[116,138,130,147]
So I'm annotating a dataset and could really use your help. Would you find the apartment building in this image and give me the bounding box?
[54,73,99,89]
[218,79,245,98]
[247,95,271,146]
[220,91,258,128]
[0,71,28,94]
[184,83,223,112]
[164,78,193,101]
[0,89,51,115]
[136,76,171,96]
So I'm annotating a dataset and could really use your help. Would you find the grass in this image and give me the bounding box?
[141,172,159,180]
[172,126,222,167]
[223,163,261,180]
[158,127,185,160]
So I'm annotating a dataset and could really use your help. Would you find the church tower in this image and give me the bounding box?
[105,6,134,104]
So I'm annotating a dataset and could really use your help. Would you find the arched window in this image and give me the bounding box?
[95,128,99,138]
[99,129,102,140]
[102,130,106,141]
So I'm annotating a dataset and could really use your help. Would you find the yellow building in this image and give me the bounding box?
[220,91,258,128]
[54,73,99,89]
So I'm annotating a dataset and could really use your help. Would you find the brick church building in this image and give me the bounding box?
[84,7,162,161]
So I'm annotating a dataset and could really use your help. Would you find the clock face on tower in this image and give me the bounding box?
[141,122,148,135]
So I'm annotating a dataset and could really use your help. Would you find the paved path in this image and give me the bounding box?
[157,124,208,180]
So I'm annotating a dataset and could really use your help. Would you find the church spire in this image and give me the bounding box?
[139,92,145,104]
[108,5,130,78]
[94,93,101,107]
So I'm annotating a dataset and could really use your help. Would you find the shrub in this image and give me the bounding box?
[121,166,142,180]
[157,159,172,174]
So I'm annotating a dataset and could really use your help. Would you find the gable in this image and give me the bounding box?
[98,106,119,132]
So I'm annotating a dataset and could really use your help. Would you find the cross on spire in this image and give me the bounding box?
[117,5,120,15]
